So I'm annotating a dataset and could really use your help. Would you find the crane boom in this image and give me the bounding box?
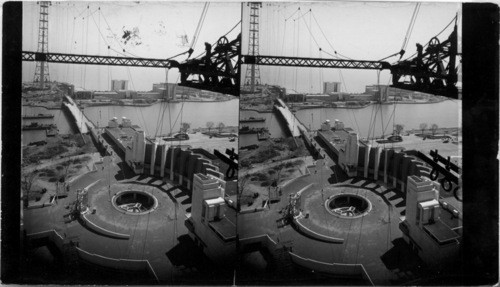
[22,51,177,68]
[243,55,391,70]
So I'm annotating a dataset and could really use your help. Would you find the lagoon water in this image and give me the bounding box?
[23,99,460,148]
[22,106,73,146]
[240,100,461,146]
[83,99,240,136]
[295,100,462,138]
[22,99,240,145]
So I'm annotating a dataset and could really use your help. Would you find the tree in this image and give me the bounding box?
[419,123,428,135]
[431,123,439,135]
[237,174,251,212]
[395,124,405,136]
[180,122,190,133]
[21,170,38,206]
[206,121,214,134]
[217,122,225,134]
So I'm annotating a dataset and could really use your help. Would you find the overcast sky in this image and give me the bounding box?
[22,2,241,91]
[241,2,461,94]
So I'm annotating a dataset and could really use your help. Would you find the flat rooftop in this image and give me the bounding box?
[105,125,140,150]
[318,128,351,143]
[317,128,352,154]
[209,207,237,242]
[424,220,460,245]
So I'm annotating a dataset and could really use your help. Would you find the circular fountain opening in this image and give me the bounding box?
[325,193,372,218]
[112,190,158,215]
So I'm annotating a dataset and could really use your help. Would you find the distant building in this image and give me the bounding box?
[284,93,306,102]
[117,90,138,99]
[306,93,349,102]
[346,93,376,101]
[74,89,93,99]
[137,92,162,100]
[152,83,178,100]
[94,91,120,99]
[111,80,128,91]
[323,81,341,94]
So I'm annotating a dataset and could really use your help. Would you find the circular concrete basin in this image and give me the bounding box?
[325,193,372,218]
[112,190,158,215]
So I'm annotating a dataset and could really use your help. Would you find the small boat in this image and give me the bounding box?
[229,137,236,142]
[28,140,47,146]
[163,132,189,141]
[46,127,58,137]
[240,117,266,123]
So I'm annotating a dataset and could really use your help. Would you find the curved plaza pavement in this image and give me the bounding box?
[238,170,427,285]
[22,157,232,284]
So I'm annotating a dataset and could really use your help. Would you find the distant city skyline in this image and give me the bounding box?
[241,2,461,94]
[22,2,241,91]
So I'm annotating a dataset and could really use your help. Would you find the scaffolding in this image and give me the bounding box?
[244,2,262,92]
[33,1,51,88]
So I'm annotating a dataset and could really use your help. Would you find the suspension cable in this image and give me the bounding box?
[400,3,421,54]
[189,2,210,53]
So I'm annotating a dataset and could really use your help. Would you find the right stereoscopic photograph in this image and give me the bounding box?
[237,1,464,285]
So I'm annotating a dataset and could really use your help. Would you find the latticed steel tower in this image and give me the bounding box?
[34,1,51,88]
[244,2,262,93]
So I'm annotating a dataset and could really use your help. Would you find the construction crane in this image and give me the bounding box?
[22,33,241,96]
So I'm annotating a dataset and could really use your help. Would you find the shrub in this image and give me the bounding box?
[252,172,268,181]
[240,159,251,168]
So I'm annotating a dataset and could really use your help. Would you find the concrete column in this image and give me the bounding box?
[373,147,381,181]
[170,147,175,181]
[384,150,388,184]
[364,145,371,178]
[178,173,183,185]
[150,142,157,176]
[160,144,167,178]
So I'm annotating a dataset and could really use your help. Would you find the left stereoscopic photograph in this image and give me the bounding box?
[20,2,240,284]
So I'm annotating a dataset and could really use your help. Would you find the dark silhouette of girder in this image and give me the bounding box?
[243,55,391,70]
[390,24,459,99]
[179,35,241,97]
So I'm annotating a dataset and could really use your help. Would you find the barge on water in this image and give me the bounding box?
[22,122,57,131]
[240,117,266,123]
[239,126,269,134]
[22,113,54,119]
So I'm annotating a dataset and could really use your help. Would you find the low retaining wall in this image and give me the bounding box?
[289,252,374,285]
[26,229,65,250]
[240,234,278,250]
[293,217,344,244]
[81,213,130,239]
[76,247,159,282]
[26,229,157,282]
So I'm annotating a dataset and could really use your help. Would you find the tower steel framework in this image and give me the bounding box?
[33,1,51,88]
[244,2,262,92]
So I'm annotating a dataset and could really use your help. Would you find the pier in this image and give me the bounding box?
[274,98,304,137]
[62,95,95,134]
[274,98,314,149]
